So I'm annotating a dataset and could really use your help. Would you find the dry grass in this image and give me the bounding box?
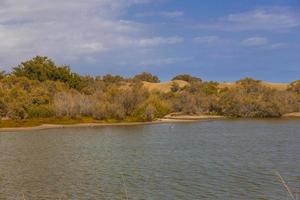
[142,80,289,92]
[261,82,289,90]
[219,81,288,91]
[142,80,188,92]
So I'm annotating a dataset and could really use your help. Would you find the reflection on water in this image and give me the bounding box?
[0,119,300,199]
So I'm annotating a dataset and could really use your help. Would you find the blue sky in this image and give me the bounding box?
[0,0,299,82]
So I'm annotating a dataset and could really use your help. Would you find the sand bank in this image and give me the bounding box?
[0,116,222,132]
[282,112,300,117]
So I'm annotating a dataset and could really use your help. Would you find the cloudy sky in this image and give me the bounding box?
[0,0,299,82]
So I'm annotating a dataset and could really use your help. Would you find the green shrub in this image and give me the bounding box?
[134,96,170,121]
[133,72,160,83]
[172,74,202,83]
[27,105,55,118]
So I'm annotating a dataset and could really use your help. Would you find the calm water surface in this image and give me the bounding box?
[0,119,300,200]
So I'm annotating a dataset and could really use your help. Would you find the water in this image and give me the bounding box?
[0,119,299,200]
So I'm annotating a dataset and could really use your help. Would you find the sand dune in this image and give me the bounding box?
[142,80,188,92]
[218,81,288,91]
[143,80,289,92]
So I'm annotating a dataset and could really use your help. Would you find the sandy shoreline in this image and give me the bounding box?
[282,112,300,117]
[163,114,224,120]
[1,113,299,132]
[0,117,217,132]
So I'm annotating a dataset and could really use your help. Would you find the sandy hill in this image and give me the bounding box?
[219,81,288,91]
[142,80,188,92]
[143,80,289,92]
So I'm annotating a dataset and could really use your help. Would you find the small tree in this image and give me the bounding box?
[236,77,263,93]
[13,56,83,90]
[288,80,300,94]
[172,74,202,83]
[0,71,7,79]
[102,74,125,84]
[143,104,157,121]
[133,72,160,83]
[170,82,180,92]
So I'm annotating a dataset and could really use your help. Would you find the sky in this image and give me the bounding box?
[0,0,299,82]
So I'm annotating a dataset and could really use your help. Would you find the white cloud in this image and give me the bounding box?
[197,7,300,32]
[193,36,225,45]
[139,57,190,66]
[269,43,288,49]
[0,0,151,23]
[136,11,184,18]
[78,42,106,53]
[241,37,268,46]
[0,0,179,70]
[161,11,184,18]
[110,36,183,49]
[241,37,289,50]
[137,36,184,47]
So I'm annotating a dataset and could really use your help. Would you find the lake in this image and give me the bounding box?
[0,119,299,200]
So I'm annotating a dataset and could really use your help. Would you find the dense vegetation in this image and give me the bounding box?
[0,56,299,125]
[172,74,202,83]
[133,72,160,83]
